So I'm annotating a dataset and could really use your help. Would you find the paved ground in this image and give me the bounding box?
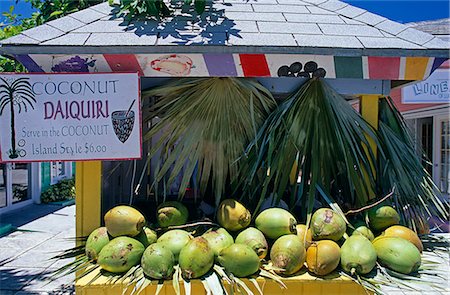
[0,204,75,295]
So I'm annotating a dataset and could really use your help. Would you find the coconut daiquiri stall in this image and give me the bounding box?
[0,0,449,294]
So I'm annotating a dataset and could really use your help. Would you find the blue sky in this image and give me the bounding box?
[0,0,449,24]
[342,1,449,23]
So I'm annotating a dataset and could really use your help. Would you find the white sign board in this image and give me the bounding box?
[402,69,450,104]
[0,73,141,162]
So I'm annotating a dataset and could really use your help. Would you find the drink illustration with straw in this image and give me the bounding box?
[112,100,136,143]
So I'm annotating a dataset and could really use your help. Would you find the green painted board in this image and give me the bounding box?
[41,162,51,192]
[334,56,364,79]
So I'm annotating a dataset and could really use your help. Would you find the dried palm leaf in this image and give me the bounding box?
[142,78,276,205]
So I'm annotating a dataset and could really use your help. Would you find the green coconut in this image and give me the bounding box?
[156,201,189,227]
[382,225,423,252]
[351,225,375,241]
[202,228,234,258]
[179,237,214,279]
[366,205,400,232]
[255,208,297,240]
[97,237,145,273]
[157,229,192,262]
[104,205,145,237]
[270,234,306,275]
[235,227,268,259]
[141,243,175,279]
[135,227,158,248]
[340,235,377,275]
[218,244,260,277]
[85,227,110,261]
[373,237,421,274]
[310,208,346,241]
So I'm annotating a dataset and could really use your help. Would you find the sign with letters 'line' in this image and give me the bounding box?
[402,69,450,104]
[0,72,141,162]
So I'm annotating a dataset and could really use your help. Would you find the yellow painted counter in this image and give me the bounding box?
[75,268,368,295]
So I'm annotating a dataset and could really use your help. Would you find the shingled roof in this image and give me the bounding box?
[406,18,450,43]
[1,0,448,57]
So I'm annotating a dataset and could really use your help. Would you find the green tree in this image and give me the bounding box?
[26,0,103,24]
[0,5,40,72]
[0,1,103,72]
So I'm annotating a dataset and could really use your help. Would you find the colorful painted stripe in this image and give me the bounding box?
[204,54,237,76]
[14,55,44,72]
[334,56,363,79]
[431,58,449,72]
[21,53,441,81]
[404,57,430,80]
[368,57,400,80]
[239,54,271,77]
[104,54,144,76]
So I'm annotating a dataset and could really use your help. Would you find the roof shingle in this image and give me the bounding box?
[0,0,447,57]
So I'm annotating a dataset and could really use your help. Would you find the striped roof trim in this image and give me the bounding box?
[1,1,449,58]
[16,53,447,80]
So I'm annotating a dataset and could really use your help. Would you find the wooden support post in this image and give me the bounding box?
[359,94,380,200]
[360,94,380,158]
[76,161,102,240]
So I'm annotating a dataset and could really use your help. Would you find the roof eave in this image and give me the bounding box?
[1,44,449,58]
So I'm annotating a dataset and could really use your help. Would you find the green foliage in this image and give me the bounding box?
[377,97,449,232]
[25,0,103,23]
[41,178,76,203]
[115,0,207,20]
[116,0,170,19]
[0,5,40,72]
[0,56,26,73]
[0,1,103,72]
[13,185,28,201]
[0,6,39,38]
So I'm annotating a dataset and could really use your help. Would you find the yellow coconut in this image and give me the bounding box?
[381,225,423,252]
[296,224,313,249]
[306,240,341,276]
[217,199,251,232]
[104,205,145,237]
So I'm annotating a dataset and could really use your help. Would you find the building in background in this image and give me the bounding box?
[0,162,74,213]
[391,18,449,198]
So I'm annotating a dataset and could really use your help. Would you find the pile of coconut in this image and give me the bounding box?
[84,199,422,282]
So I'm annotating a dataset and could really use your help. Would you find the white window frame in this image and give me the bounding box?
[433,114,450,197]
[50,161,73,185]
[0,163,34,215]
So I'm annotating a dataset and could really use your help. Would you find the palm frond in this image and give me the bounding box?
[10,77,31,89]
[15,88,36,102]
[0,98,11,114]
[50,244,86,259]
[142,78,276,206]
[242,78,378,216]
[0,77,12,88]
[14,85,35,97]
[0,93,9,101]
[377,97,449,232]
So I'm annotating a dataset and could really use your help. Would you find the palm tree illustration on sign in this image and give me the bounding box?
[0,77,36,159]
